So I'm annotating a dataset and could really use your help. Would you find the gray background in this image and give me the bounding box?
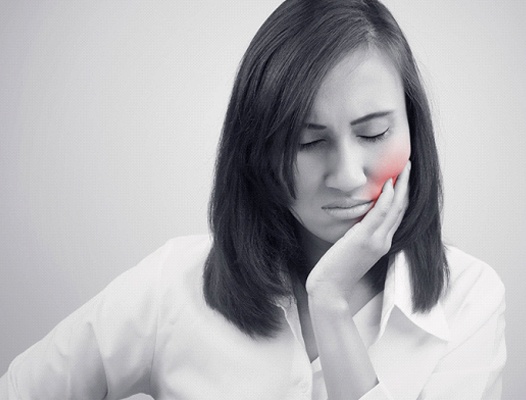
[1,1,525,398]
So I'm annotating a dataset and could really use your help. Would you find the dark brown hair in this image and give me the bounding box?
[204,0,449,337]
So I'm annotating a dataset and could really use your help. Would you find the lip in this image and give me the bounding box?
[322,199,372,208]
[322,200,374,220]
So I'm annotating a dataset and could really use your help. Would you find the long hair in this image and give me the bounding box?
[204,0,449,337]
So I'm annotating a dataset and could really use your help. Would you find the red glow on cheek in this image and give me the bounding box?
[369,145,410,201]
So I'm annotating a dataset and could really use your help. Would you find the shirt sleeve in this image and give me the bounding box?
[0,243,167,400]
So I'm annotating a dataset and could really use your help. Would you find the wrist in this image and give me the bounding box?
[306,274,358,301]
[307,286,351,314]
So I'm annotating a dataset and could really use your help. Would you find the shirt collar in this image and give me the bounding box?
[275,250,450,343]
[377,250,450,343]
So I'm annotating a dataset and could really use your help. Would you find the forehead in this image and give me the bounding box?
[309,47,405,121]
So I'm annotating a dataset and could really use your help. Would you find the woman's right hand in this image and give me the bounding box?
[305,160,411,302]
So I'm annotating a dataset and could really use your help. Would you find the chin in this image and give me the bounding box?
[294,215,357,248]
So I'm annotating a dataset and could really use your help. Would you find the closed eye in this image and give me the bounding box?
[360,127,389,143]
[299,139,325,150]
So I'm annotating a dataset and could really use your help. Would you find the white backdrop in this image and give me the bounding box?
[1,1,524,398]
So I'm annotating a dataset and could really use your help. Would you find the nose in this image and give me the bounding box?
[325,139,367,193]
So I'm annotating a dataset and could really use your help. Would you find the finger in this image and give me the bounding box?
[387,188,409,239]
[392,160,411,206]
[394,162,411,222]
[358,177,395,234]
[376,160,411,236]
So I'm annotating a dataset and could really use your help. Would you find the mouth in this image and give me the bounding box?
[322,200,374,220]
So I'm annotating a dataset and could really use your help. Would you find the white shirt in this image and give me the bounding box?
[1,235,506,399]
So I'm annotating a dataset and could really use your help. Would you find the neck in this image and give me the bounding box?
[295,224,333,284]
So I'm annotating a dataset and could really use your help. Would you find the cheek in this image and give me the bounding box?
[291,155,322,208]
[367,139,411,199]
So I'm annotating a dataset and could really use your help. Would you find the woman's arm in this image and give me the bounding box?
[306,162,410,400]
[308,294,379,399]
[0,243,165,400]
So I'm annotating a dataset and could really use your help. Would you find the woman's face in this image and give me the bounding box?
[290,48,411,247]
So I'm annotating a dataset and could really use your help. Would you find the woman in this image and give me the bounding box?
[1,0,505,399]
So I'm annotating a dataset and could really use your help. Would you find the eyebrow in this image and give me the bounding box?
[304,110,394,130]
